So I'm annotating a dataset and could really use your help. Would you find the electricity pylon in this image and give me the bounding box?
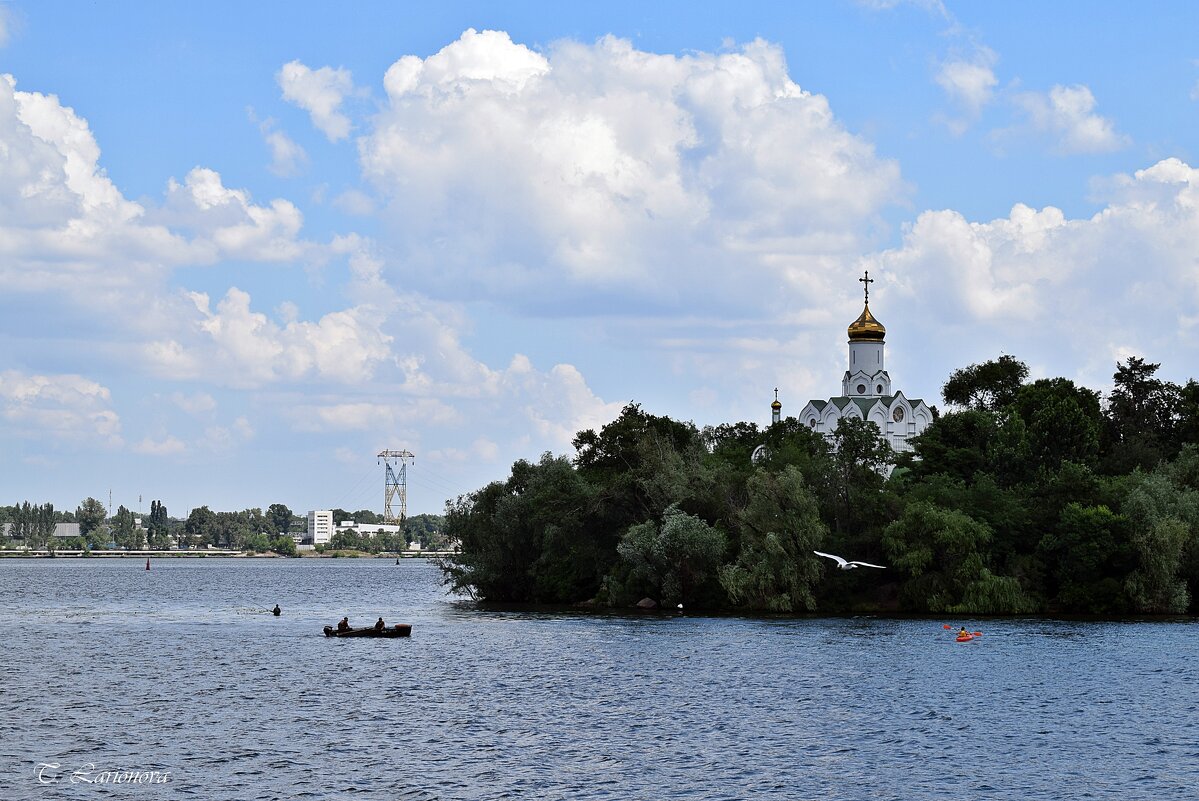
[377,450,415,525]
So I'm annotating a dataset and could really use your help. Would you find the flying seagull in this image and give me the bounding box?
[813,550,886,570]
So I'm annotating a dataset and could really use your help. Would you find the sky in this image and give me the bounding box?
[1,1,1197,518]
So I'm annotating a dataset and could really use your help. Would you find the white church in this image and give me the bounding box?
[778,272,933,457]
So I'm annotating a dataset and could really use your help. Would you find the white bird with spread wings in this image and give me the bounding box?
[813,550,886,570]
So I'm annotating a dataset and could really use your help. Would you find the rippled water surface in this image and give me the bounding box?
[1,558,1197,800]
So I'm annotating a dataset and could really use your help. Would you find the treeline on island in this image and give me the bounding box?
[438,356,1199,615]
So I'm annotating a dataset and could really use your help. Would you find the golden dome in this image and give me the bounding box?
[848,303,885,341]
[771,400,782,410]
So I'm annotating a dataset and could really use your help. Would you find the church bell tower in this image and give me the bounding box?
[842,271,891,398]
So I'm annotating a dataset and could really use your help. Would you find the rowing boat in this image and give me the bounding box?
[323,624,411,638]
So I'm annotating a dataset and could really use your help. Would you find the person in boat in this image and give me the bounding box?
[959,627,969,637]
[272,604,281,616]
[374,616,385,631]
[337,616,350,632]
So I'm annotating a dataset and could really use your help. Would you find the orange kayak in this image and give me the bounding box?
[956,634,974,642]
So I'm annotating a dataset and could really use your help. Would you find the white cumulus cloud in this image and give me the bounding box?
[935,48,998,133]
[133,435,186,456]
[0,370,122,446]
[1012,84,1129,154]
[277,60,355,141]
[144,286,393,388]
[359,30,904,315]
[262,123,308,176]
[866,157,1199,388]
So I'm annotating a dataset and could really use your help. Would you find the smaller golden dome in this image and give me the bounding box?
[771,400,782,410]
[848,303,886,341]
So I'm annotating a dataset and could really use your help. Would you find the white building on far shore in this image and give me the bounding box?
[336,520,403,537]
[307,510,334,545]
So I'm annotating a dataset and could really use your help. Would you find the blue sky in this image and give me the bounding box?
[1,1,1197,518]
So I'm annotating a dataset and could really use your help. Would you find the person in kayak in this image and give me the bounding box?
[959,627,969,637]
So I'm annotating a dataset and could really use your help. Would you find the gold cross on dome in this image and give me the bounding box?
[859,270,874,303]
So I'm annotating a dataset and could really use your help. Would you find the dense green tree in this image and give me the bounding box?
[1039,504,1132,614]
[1121,465,1199,613]
[720,467,826,612]
[76,497,107,537]
[112,505,142,550]
[183,506,217,549]
[270,534,297,556]
[882,501,1032,613]
[615,505,727,607]
[1012,379,1101,471]
[403,513,446,548]
[828,417,892,535]
[36,502,58,547]
[267,504,293,535]
[1125,517,1190,613]
[1102,357,1183,472]
[909,410,1002,484]
[941,355,1029,411]
[1177,380,1199,447]
[443,453,604,603]
[147,500,172,549]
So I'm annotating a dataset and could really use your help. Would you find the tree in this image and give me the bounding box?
[1038,503,1132,614]
[76,497,107,537]
[147,500,172,549]
[1124,517,1190,614]
[909,410,1003,484]
[828,417,892,535]
[270,534,297,556]
[1120,468,1199,613]
[720,467,827,612]
[36,503,57,548]
[112,505,142,550]
[184,506,217,549]
[941,355,1029,411]
[1012,379,1101,471]
[615,505,727,607]
[882,501,1032,613]
[1102,357,1182,472]
[442,453,605,604]
[1177,380,1199,448]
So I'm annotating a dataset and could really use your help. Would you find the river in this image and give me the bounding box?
[1,558,1196,800]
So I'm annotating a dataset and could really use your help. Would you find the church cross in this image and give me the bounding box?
[859,270,874,304]
[774,388,779,401]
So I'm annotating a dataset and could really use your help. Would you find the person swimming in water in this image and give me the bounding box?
[272,604,281,616]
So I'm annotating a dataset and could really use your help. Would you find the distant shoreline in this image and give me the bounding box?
[0,549,453,559]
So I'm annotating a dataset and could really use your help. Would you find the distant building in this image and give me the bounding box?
[307,510,334,545]
[794,272,933,471]
[1,522,81,540]
[53,523,81,539]
[336,520,403,538]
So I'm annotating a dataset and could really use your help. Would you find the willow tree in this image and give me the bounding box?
[720,467,826,612]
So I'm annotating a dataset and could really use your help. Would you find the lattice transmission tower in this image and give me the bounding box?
[377,450,415,525]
